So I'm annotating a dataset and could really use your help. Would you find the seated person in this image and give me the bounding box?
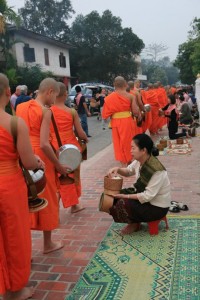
[179,95,193,125]
[107,134,171,235]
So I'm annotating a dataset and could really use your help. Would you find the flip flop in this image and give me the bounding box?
[169,204,180,213]
[171,201,189,211]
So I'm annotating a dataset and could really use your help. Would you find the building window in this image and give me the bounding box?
[59,52,66,68]
[23,44,35,63]
[44,48,49,66]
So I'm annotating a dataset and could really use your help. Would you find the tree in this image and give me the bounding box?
[144,43,168,62]
[19,0,74,40]
[0,0,20,33]
[174,18,200,84]
[174,40,196,84]
[16,65,54,91]
[141,56,179,85]
[68,10,145,83]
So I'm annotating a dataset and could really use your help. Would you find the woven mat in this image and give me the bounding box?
[66,216,200,300]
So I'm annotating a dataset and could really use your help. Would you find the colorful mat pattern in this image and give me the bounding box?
[66,217,200,300]
[156,138,192,156]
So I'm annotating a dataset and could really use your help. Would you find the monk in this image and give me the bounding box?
[48,83,88,212]
[16,78,69,254]
[0,74,44,300]
[128,80,144,134]
[140,89,153,133]
[156,82,168,129]
[102,76,139,165]
[145,84,161,135]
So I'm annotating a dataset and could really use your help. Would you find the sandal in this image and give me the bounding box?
[169,204,180,213]
[171,201,189,211]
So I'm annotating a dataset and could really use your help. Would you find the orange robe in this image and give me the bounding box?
[145,89,160,134]
[50,106,82,208]
[129,90,143,134]
[16,100,59,231]
[141,90,152,132]
[157,88,168,128]
[102,92,136,163]
[0,126,31,294]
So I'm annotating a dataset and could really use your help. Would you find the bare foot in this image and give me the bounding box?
[121,223,140,235]
[71,205,85,213]
[3,287,34,300]
[43,241,64,254]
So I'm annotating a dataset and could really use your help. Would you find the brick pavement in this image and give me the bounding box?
[1,128,200,300]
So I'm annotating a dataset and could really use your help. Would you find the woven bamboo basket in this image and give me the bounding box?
[104,176,123,192]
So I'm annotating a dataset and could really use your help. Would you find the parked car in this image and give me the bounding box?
[67,83,114,114]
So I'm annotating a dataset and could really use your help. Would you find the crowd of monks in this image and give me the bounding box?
[0,72,177,300]
[102,77,177,165]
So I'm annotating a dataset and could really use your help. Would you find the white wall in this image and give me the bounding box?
[12,33,71,77]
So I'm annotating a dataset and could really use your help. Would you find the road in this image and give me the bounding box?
[85,115,112,159]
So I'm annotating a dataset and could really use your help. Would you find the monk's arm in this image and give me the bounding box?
[17,118,40,170]
[137,93,145,112]
[130,95,140,116]
[74,111,88,142]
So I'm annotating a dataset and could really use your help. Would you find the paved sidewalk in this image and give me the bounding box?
[1,128,200,300]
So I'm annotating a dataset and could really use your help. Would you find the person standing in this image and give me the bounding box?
[0,73,44,300]
[10,85,21,109]
[102,76,139,166]
[16,78,69,254]
[15,85,32,110]
[74,86,91,137]
[49,83,88,213]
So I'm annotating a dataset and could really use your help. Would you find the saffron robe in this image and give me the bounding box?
[16,100,59,231]
[145,89,160,134]
[141,90,152,133]
[0,126,31,294]
[50,106,82,208]
[102,92,137,163]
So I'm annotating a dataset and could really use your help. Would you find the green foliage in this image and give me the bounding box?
[141,57,179,85]
[68,10,144,83]
[175,18,200,84]
[0,0,20,33]
[5,68,21,89]
[19,0,74,39]
[16,65,54,91]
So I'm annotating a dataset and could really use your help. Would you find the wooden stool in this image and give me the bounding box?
[147,216,169,235]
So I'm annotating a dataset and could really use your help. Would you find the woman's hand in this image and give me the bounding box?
[107,167,119,178]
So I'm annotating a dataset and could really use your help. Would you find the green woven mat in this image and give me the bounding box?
[66,217,200,300]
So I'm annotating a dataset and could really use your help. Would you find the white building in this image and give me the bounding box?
[8,25,72,89]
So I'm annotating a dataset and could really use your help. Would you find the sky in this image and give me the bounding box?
[7,0,200,60]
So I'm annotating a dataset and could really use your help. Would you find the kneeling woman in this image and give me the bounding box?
[108,134,171,235]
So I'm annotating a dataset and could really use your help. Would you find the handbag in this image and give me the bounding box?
[10,116,48,213]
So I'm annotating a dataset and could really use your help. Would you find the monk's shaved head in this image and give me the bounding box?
[39,78,59,94]
[114,76,126,88]
[148,84,153,89]
[57,82,67,97]
[0,73,9,97]
[128,81,134,89]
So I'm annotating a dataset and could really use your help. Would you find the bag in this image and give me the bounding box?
[10,116,48,213]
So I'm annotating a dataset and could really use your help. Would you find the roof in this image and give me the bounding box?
[7,25,74,49]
